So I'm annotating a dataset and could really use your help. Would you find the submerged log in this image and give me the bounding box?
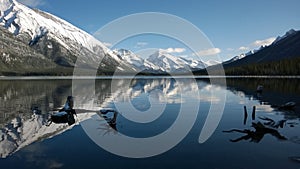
[244,106,248,125]
[252,106,256,120]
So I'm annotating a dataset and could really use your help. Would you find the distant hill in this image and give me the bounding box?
[196,29,300,76]
[225,29,300,67]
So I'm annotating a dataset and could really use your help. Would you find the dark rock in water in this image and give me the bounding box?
[256,85,263,93]
[31,106,41,115]
[49,111,75,126]
[67,113,75,125]
[279,102,296,110]
[50,111,69,123]
[47,96,76,126]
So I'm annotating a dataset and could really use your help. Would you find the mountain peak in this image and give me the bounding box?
[114,48,133,57]
[284,29,297,37]
[223,28,300,71]
[155,49,169,56]
[0,0,137,75]
[146,50,207,72]
[273,28,298,45]
[152,49,178,60]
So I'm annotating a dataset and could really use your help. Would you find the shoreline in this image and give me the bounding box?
[0,75,300,80]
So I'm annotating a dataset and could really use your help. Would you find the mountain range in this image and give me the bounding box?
[113,49,207,73]
[0,0,137,75]
[220,29,300,75]
[0,0,299,76]
[223,29,300,67]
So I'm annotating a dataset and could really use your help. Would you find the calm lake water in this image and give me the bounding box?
[0,77,299,169]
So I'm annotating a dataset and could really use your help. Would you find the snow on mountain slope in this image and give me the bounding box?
[223,54,246,65]
[223,45,266,66]
[1,0,103,52]
[0,0,219,74]
[179,57,206,70]
[221,29,299,68]
[0,0,128,72]
[272,29,297,45]
[113,49,160,72]
[146,50,194,73]
[112,49,208,73]
[203,60,220,67]
[226,29,298,66]
[223,29,300,68]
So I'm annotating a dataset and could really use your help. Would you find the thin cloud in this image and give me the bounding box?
[234,37,276,53]
[238,46,249,51]
[165,47,186,53]
[193,48,221,56]
[252,37,276,47]
[135,42,148,48]
[17,0,45,7]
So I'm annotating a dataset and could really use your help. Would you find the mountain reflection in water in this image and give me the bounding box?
[0,77,299,169]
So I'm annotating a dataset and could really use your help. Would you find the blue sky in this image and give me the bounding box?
[19,0,300,61]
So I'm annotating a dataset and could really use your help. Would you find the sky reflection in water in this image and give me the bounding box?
[0,78,299,169]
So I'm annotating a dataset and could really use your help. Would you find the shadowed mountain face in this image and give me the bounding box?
[0,0,136,75]
[0,27,58,75]
[194,30,300,75]
[222,30,300,75]
[225,30,300,68]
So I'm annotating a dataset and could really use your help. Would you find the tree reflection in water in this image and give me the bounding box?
[223,105,300,143]
[223,121,287,143]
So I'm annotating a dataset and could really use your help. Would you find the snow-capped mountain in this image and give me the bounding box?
[113,49,161,72]
[272,29,297,45]
[146,50,205,73]
[222,29,300,70]
[0,0,216,75]
[113,49,206,73]
[179,57,207,70]
[223,54,246,65]
[0,0,105,55]
[205,60,221,66]
[0,0,134,75]
[5,0,297,76]
[223,29,299,67]
[146,50,187,73]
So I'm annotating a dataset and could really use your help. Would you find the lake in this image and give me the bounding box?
[0,77,299,169]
